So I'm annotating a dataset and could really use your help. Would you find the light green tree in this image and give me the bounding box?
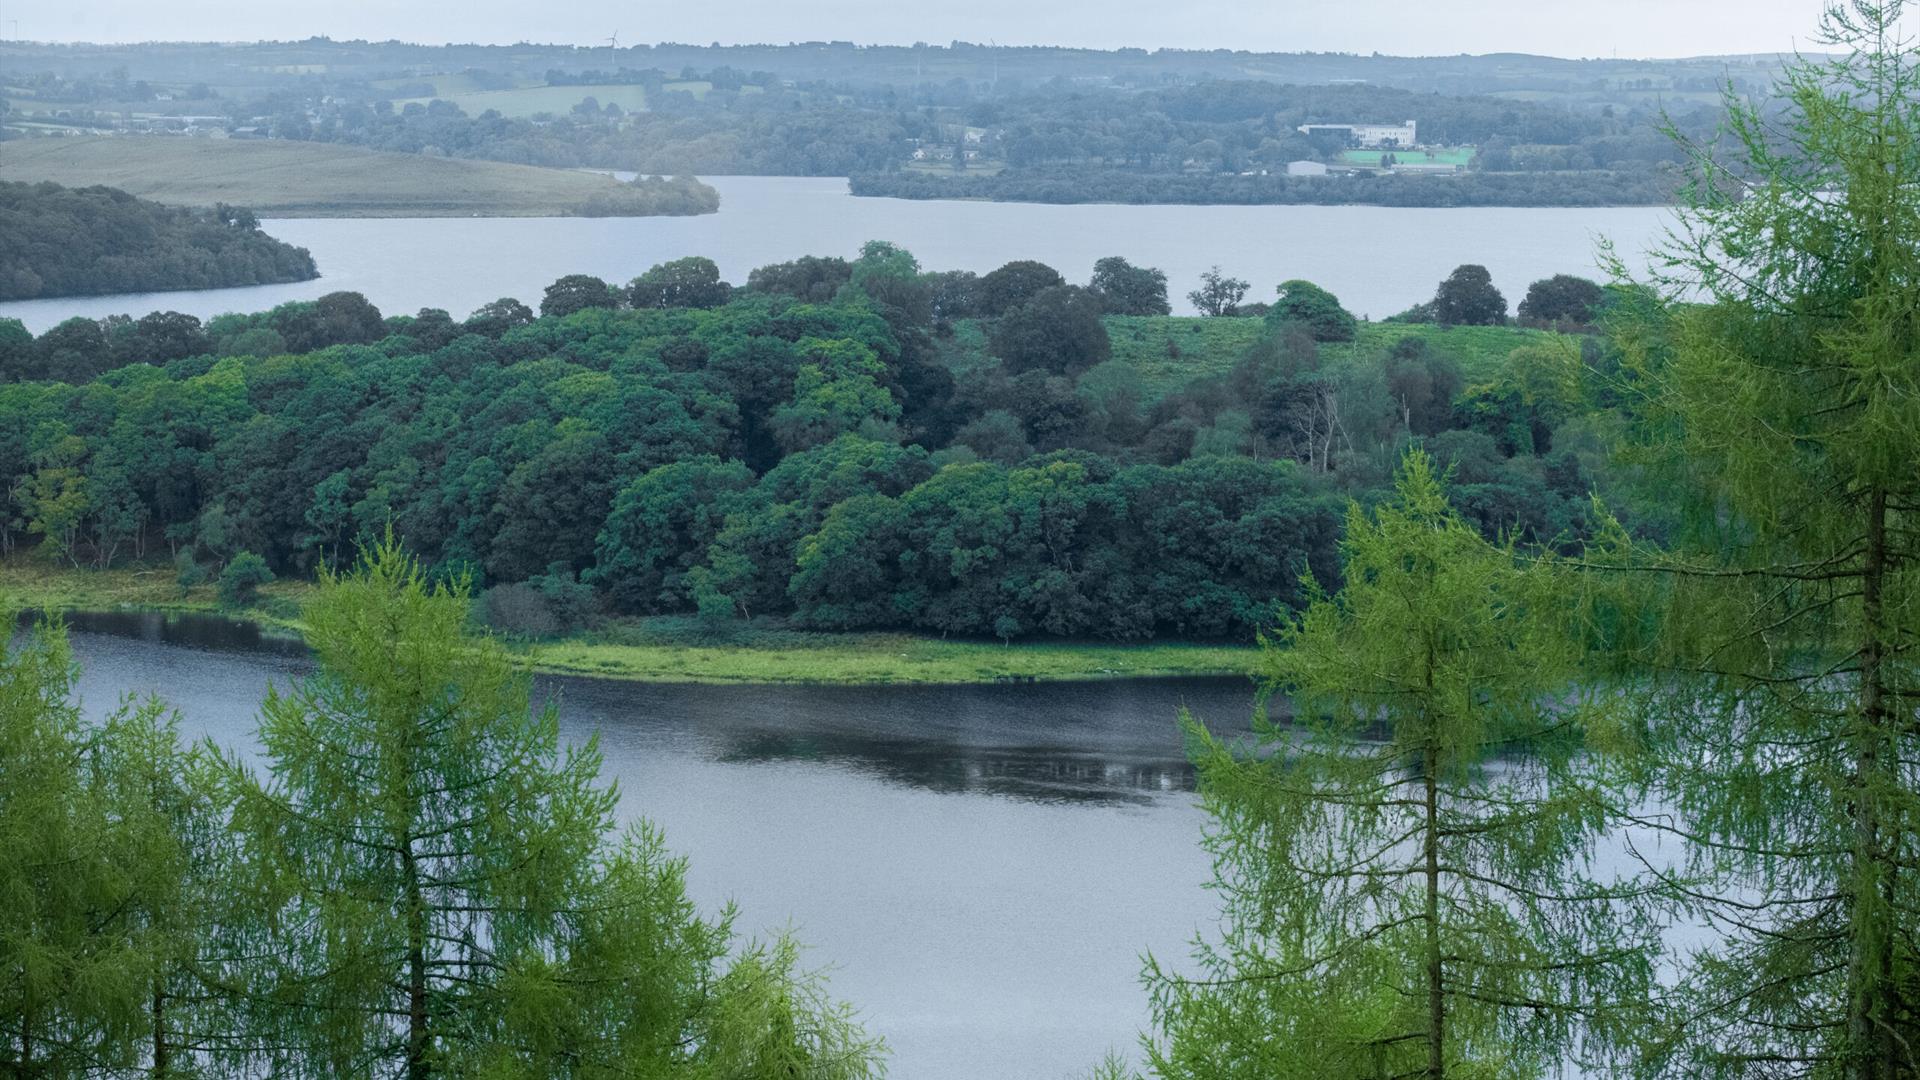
[229,537,883,1077]
[1143,453,1656,1079]
[93,702,258,1078]
[0,615,207,1076]
[1605,3,1920,1074]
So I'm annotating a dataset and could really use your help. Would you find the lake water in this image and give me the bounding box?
[57,610,1253,1080]
[0,176,1674,332]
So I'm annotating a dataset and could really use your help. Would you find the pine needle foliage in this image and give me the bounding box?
[0,615,215,1077]
[227,536,885,1078]
[1603,4,1920,1075]
[1143,453,1657,1079]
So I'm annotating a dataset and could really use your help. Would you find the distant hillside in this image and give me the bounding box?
[0,137,719,218]
[0,179,317,300]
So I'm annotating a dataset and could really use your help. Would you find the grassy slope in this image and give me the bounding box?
[1100,316,1570,399]
[0,563,1256,686]
[0,136,699,217]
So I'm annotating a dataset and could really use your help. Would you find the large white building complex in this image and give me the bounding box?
[1296,120,1419,148]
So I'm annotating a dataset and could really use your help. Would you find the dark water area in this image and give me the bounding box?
[50,609,1255,1080]
[53,608,309,657]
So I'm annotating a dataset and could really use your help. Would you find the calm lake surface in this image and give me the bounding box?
[0,176,1674,332]
[57,610,1254,1080]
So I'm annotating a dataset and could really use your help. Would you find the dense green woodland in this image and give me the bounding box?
[0,248,1617,642]
[0,181,317,300]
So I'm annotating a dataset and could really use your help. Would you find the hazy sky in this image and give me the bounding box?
[10,1,1866,59]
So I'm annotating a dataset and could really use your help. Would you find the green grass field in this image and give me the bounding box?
[0,562,1257,686]
[1102,315,1574,398]
[529,630,1255,685]
[0,136,710,217]
[371,72,508,95]
[1340,147,1478,168]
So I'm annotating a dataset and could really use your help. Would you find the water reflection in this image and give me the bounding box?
[48,609,1259,805]
[545,669,1253,802]
[25,608,310,659]
[716,727,1195,805]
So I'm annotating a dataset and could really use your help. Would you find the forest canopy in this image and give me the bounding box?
[0,248,1620,644]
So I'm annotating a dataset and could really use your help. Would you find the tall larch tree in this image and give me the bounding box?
[229,537,884,1077]
[1608,3,1920,1074]
[1143,453,1657,1079]
[0,616,205,1076]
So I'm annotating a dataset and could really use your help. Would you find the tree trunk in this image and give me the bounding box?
[20,1006,35,1078]
[1848,487,1893,1080]
[152,981,169,1078]
[405,845,430,1080]
[1424,742,1444,1080]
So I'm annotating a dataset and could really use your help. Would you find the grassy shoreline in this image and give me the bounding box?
[0,563,1258,686]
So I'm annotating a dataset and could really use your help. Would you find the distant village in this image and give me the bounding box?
[902,116,1476,178]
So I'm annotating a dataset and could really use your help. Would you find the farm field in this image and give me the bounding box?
[0,135,712,216]
[388,79,732,117]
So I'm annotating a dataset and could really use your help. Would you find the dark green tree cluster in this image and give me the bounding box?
[0,245,1603,640]
[0,543,884,1077]
[1516,273,1607,327]
[571,174,720,217]
[0,181,317,300]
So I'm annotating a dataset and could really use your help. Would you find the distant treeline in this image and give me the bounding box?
[851,167,1679,207]
[272,94,911,176]
[0,37,1791,107]
[0,248,1620,642]
[249,76,1707,207]
[0,181,317,300]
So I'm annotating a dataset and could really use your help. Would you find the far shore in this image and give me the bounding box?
[2,562,1260,687]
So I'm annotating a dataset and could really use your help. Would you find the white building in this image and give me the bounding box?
[1297,120,1418,149]
[1286,160,1330,177]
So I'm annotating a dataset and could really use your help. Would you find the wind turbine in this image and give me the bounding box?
[606,31,620,73]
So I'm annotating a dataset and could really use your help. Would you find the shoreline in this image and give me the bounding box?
[1,563,1260,687]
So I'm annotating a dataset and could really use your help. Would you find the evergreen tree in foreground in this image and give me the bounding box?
[1142,453,1656,1079]
[229,537,883,1077]
[1608,2,1920,1074]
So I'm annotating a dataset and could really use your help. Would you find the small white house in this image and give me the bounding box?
[1286,160,1330,177]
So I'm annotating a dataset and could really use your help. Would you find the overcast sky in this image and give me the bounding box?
[8,1,1870,59]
